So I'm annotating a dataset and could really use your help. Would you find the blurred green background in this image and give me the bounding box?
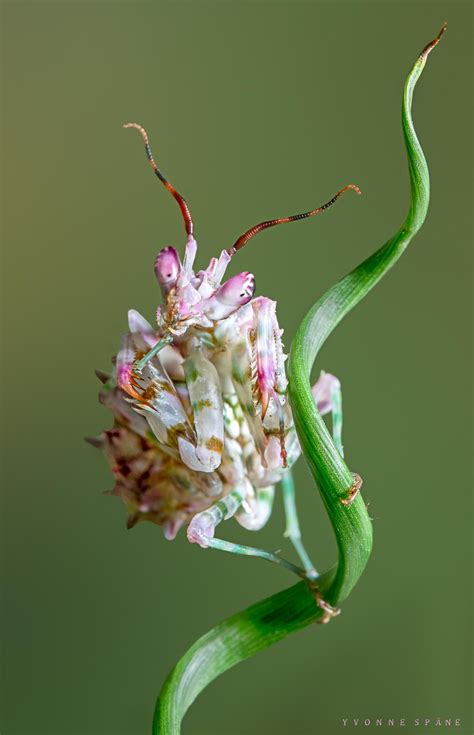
[2,2,472,734]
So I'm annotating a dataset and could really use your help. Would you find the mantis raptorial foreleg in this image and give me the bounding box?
[180,348,225,472]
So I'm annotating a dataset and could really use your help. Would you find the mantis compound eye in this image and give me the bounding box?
[154,247,181,290]
[216,272,255,306]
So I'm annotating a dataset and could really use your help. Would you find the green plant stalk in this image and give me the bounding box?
[153,25,445,734]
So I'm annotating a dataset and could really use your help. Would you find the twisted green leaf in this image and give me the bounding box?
[153,25,445,734]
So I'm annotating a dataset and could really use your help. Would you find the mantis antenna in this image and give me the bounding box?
[124,122,194,237]
[227,183,361,256]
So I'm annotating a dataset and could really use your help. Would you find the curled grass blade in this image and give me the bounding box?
[153,25,445,734]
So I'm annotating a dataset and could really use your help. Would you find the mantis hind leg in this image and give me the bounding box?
[203,536,305,579]
[312,371,344,456]
[281,470,319,580]
[187,481,305,579]
[277,373,345,578]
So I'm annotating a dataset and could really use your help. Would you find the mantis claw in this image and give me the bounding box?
[305,580,341,624]
[340,473,363,506]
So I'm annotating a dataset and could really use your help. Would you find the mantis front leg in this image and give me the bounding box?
[179,348,225,472]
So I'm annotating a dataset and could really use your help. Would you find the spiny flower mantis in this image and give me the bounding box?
[89,22,446,734]
[90,129,362,580]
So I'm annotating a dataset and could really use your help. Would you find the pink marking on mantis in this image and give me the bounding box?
[185,272,256,323]
[312,371,341,416]
[216,272,255,305]
[186,517,214,547]
[154,247,182,293]
[253,298,278,418]
[116,339,135,393]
